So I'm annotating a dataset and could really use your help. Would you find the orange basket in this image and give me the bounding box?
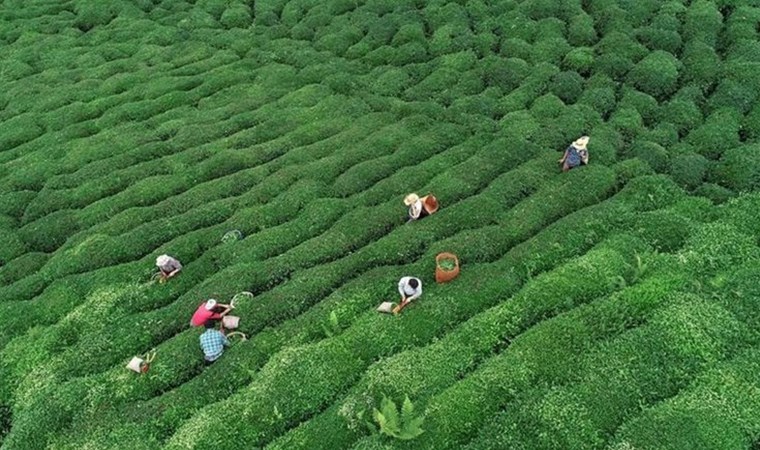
[435,252,460,283]
[422,194,439,215]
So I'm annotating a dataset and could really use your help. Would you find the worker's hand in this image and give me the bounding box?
[558,158,564,163]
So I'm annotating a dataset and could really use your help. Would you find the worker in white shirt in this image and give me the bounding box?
[394,276,422,313]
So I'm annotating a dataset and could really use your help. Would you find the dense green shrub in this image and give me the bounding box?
[686,108,742,160]
[567,13,596,46]
[597,31,648,62]
[659,98,703,136]
[18,209,81,253]
[670,153,708,190]
[562,47,594,75]
[618,87,659,125]
[73,1,121,31]
[694,183,735,205]
[637,25,683,53]
[577,87,615,119]
[708,61,760,114]
[219,2,252,29]
[609,348,760,450]
[499,38,533,62]
[680,221,759,275]
[480,56,529,92]
[631,140,669,173]
[549,70,584,104]
[683,0,722,47]
[612,158,654,187]
[608,108,644,142]
[626,50,681,99]
[679,41,721,89]
[712,144,760,192]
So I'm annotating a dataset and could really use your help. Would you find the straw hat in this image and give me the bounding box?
[205,299,218,310]
[156,254,171,267]
[404,193,420,206]
[573,136,590,150]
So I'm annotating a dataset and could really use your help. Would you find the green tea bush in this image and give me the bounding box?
[219,2,252,29]
[567,13,596,46]
[73,1,121,31]
[694,183,735,205]
[683,0,723,47]
[18,209,81,253]
[708,61,760,114]
[577,86,615,119]
[609,348,760,450]
[608,107,644,142]
[712,144,760,192]
[659,98,703,136]
[686,108,742,160]
[680,221,760,276]
[561,47,593,76]
[627,209,693,252]
[670,153,708,190]
[464,294,751,450]
[0,228,27,264]
[530,37,571,65]
[597,31,649,63]
[549,70,584,104]
[680,40,721,90]
[631,140,670,173]
[618,87,660,125]
[391,22,425,47]
[637,24,683,53]
[612,158,654,187]
[626,50,681,99]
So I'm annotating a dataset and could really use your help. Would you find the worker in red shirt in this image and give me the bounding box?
[190,299,233,327]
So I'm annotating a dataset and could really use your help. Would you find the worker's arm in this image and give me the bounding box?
[580,150,589,164]
[406,289,422,302]
[558,148,569,163]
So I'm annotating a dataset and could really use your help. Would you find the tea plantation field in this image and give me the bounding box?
[2,0,760,449]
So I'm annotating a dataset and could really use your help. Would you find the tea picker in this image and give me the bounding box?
[378,276,422,315]
[190,298,233,327]
[559,136,590,172]
[155,254,182,283]
[404,193,439,223]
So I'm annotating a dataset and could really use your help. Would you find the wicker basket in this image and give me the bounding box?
[435,252,460,283]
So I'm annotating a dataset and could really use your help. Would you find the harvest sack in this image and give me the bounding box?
[127,349,157,373]
[222,315,240,329]
[377,302,394,314]
[126,356,146,373]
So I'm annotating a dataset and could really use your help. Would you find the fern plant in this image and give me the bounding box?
[371,395,425,440]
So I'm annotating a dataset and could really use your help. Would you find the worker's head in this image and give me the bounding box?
[204,319,218,329]
[573,136,590,150]
[204,299,218,310]
[404,193,420,206]
[156,254,171,267]
[408,278,419,289]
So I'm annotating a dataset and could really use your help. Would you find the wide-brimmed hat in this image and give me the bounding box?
[404,193,420,206]
[205,299,218,310]
[573,136,590,150]
[156,254,171,266]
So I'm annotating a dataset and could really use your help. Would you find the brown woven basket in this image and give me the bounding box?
[435,252,460,283]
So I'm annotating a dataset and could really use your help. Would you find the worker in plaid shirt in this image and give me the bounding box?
[200,320,229,365]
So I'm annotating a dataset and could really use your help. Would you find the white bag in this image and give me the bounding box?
[126,356,145,373]
[377,302,394,314]
[223,315,240,329]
